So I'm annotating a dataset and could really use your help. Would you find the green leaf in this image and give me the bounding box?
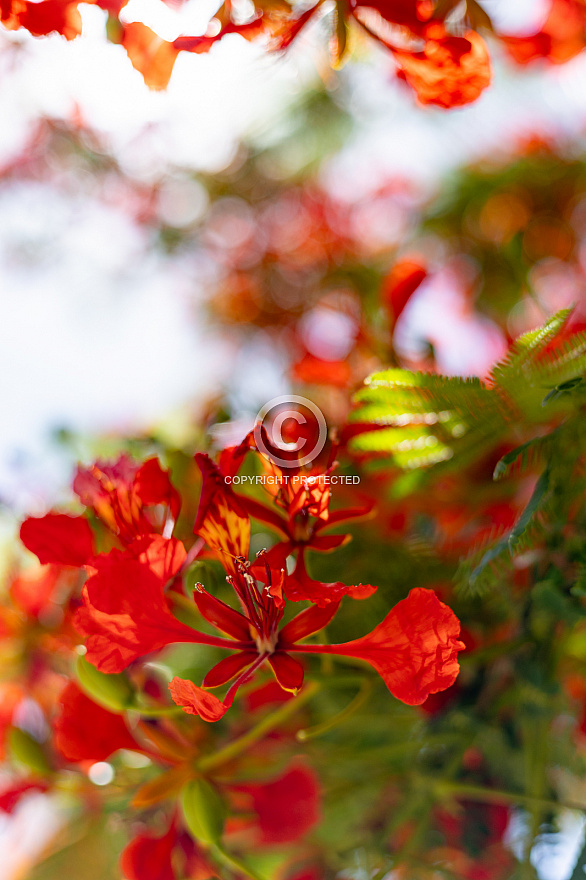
[76,656,135,713]
[9,727,52,775]
[508,469,550,550]
[182,777,227,845]
[493,435,551,481]
[571,564,586,598]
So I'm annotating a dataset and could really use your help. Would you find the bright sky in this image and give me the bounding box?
[0,0,585,518]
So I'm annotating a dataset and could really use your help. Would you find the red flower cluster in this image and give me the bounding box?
[19,438,464,725]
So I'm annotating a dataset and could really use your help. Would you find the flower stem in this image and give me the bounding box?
[128,702,185,718]
[212,844,267,880]
[424,778,586,813]
[197,681,320,773]
[297,677,373,740]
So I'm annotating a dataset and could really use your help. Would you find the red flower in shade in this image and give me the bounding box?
[54,683,139,762]
[73,455,180,546]
[20,512,95,567]
[230,760,320,845]
[121,823,177,880]
[121,821,216,880]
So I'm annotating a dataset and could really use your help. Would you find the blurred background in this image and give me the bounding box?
[3,0,586,875]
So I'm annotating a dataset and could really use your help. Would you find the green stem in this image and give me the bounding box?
[197,681,320,773]
[431,780,586,814]
[128,702,184,718]
[297,678,373,741]
[212,844,267,880]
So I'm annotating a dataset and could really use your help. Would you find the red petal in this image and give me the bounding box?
[194,454,250,573]
[278,602,340,645]
[168,678,233,722]
[54,682,138,762]
[292,354,352,389]
[244,681,294,711]
[268,652,304,693]
[122,23,179,90]
[20,513,94,567]
[73,455,140,541]
[174,18,268,54]
[0,781,48,814]
[330,588,465,705]
[321,502,375,528]
[382,259,426,325]
[135,458,181,522]
[73,455,179,545]
[13,0,82,39]
[238,495,289,537]
[10,565,71,618]
[74,550,207,673]
[235,761,320,845]
[129,535,186,583]
[307,534,351,552]
[250,542,292,575]
[394,28,492,109]
[203,652,257,688]
[217,431,256,478]
[120,823,176,880]
[285,556,377,607]
[192,588,252,641]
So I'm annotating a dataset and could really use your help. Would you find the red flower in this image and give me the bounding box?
[54,683,139,762]
[283,550,377,607]
[504,0,586,65]
[10,565,71,619]
[122,23,180,91]
[352,0,431,31]
[20,513,95,567]
[74,450,463,719]
[394,27,492,109]
[121,823,177,880]
[168,583,463,719]
[194,454,250,577]
[74,540,232,673]
[231,761,320,845]
[290,587,464,705]
[73,455,180,546]
[121,822,216,880]
[0,780,49,813]
[1,0,83,39]
[174,18,269,55]
[382,258,427,326]
[195,450,374,604]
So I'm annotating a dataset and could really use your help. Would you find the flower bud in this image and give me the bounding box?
[181,777,226,845]
[75,655,135,713]
[9,727,51,775]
